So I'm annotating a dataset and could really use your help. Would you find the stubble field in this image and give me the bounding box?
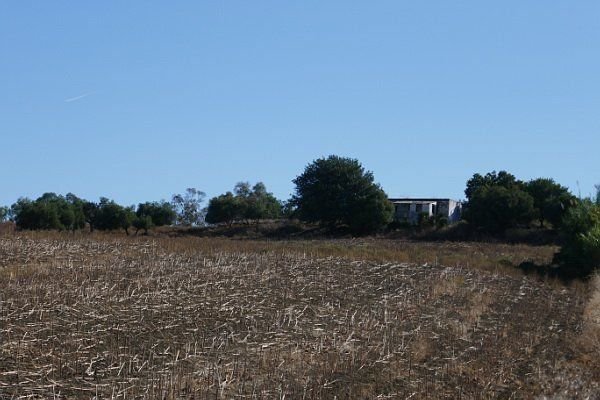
[0,233,598,399]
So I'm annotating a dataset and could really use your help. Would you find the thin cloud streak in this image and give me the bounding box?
[64,91,95,103]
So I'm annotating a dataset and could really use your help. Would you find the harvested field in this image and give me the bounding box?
[0,234,598,399]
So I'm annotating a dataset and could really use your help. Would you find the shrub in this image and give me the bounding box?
[435,215,449,229]
[553,200,600,279]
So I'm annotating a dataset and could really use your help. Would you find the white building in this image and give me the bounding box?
[389,198,462,224]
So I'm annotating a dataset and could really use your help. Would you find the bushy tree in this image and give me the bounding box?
[290,155,393,234]
[235,182,281,223]
[464,185,535,233]
[171,188,206,226]
[11,198,41,230]
[93,198,135,235]
[205,182,281,226]
[553,199,600,278]
[205,192,242,227]
[465,171,522,200]
[132,214,153,235]
[11,193,86,231]
[525,178,575,228]
[136,201,176,227]
[463,171,536,233]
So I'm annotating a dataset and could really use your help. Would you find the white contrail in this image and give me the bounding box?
[64,92,94,103]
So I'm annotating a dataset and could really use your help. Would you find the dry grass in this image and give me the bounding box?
[579,274,600,361]
[0,232,598,399]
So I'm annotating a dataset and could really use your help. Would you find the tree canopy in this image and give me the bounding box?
[290,155,392,234]
[11,193,85,231]
[136,201,176,227]
[553,199,600,279]
[171,188,206,226]
[463,171,577,233]
[7,189,199,234]
[91,198,135,235]
[464,185,535,233]
[205,182,281,226]
[464,171,535,232]
[205,192,242,226]
[524,178,574,228]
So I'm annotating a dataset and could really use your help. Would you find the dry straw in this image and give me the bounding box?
[0,233,598,398]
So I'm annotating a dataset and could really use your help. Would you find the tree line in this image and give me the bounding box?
[1,155,598,277]
[460,170,600,278]
[0,183,283,235]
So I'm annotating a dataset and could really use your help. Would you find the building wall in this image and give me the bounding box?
[392,199,462,224]
[447,200,462,223]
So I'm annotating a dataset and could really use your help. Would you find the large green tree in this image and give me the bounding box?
[205,192,243,227]
[464,185,535,233]
[290,155,393,234]
[463,171,536,233]
[464,171,522,200]
[524,178,575,228]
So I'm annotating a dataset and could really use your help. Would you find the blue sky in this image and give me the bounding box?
[1,2,598,206]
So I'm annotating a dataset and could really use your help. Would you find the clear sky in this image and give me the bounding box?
[1,1,598,206]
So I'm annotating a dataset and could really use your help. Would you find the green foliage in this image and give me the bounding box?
[464,185,535,233]
[0,206,10,222]
[65,193,86,231]
[132,214,154,235]
[464,171,535,233]
[559,199,599,238]
[235,182,281,222]
[9,192,169,235]
[579,224,600,266]
[82,201,99,231]
[280,200,297,219]
[525,178,575,228]
[171,188,206,226]
[205,192,242,226]
[465,171,521,200]
[136,201,176,227]
[11,193,86,231]
[93,198,135,235]
[206,182,282,226]
[290,155,393,234]
[553,200,600,278]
